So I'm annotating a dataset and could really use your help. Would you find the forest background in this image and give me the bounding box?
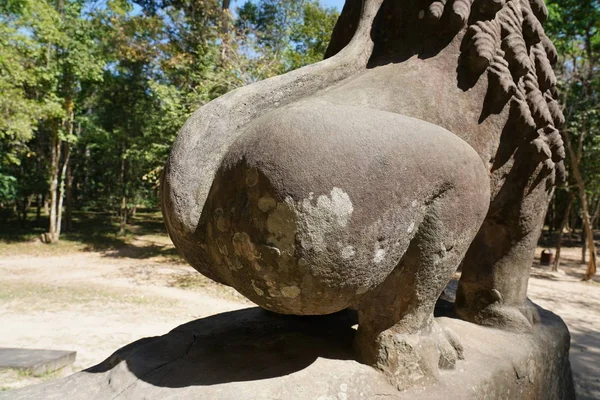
[0,0,598,277]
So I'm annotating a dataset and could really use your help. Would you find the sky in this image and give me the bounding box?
[321,0,345,10]
[124,0,345,19]
[231,0,345,11]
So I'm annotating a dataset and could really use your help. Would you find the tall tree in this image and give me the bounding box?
[236,0,339,78]
[546,0,600,279]
[552,191,575,271]
[0,0,60,220]
[0,0,340,235]
[46,0,104,242]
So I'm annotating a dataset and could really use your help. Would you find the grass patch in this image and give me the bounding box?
[0,209,183,261]
[170,273,215,290]
[0,281,177,312]
[14,368,60,380]
[168,272,252,304]
[0,367,67,392]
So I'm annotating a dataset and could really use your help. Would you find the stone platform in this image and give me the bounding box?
[2,305,574,399]
[0,348,76,376]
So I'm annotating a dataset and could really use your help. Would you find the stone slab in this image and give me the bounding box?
[0,348,76,376]
[1,305,574,399]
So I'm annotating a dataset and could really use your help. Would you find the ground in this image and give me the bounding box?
[529,249,600,400]
[0,213,598,398]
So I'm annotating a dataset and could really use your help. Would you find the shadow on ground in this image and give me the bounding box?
[569,328,600,400]
[528,267,600,400]
[0,210,181,261]
[87,308,356,387]
[530,260,600,284]
[538,231,600,249]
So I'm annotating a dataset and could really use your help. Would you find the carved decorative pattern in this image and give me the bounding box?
[488,50,517,107]
[448,0,565,180]
[524,72,554,127]
[428,0,448,20]
[478,0,506,16]
[522,0,544,44]
[545,92,565,127]
[541,36,558,66]
[464,20,502,73]
[529,0,549,21]
[531,43,556,91]
[452,0,475,25]
[502,32,531,78]
[498,0,523,35]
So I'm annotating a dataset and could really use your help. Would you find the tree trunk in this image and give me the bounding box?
[56,142,70,238]
[46,122,61,243]
[581,196,598,264]
[582,229,587,264]
[568,208,576,246]
[119,196,127,236]
[220,0,232,63]
[565,130,597,280]
[591,197,600,229]
[84,145,90,191]
[65,121,81,232]
[57,87,75,237]
[553,192,575,271]
[548,195,556,234]
[65,153,75,232]
[43,194,49,215]
[19,195,32,222]
[118,139,127,236]
[221,0,231,34]
[36,193,42,222]
[46,86,74,243]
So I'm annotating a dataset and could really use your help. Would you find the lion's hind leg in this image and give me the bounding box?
[354,135,490,389]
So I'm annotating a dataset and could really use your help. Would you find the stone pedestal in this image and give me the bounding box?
[3,305,575,400]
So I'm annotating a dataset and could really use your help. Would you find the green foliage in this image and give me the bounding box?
[287,1,340,70]
[236,0,339,76]
[0,0,338,226]
[0,171,17,205]
[545,0,600,230]
[546,0,599,179]
[0,0,57,166]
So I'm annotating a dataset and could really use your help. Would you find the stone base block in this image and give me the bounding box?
[2,305,574,399]
[0,348,76,376]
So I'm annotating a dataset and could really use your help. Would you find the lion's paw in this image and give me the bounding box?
[473,302,536,333]
[355,320,465,390]
[433,321,464,369]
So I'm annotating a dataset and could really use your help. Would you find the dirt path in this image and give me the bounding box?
[0,249,251,390]
[528,248,600,400]
[1,246,599,397]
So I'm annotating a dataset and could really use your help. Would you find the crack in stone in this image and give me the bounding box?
[111,334,198,399]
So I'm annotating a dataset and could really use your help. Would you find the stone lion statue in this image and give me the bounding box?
[161,0,564,388]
